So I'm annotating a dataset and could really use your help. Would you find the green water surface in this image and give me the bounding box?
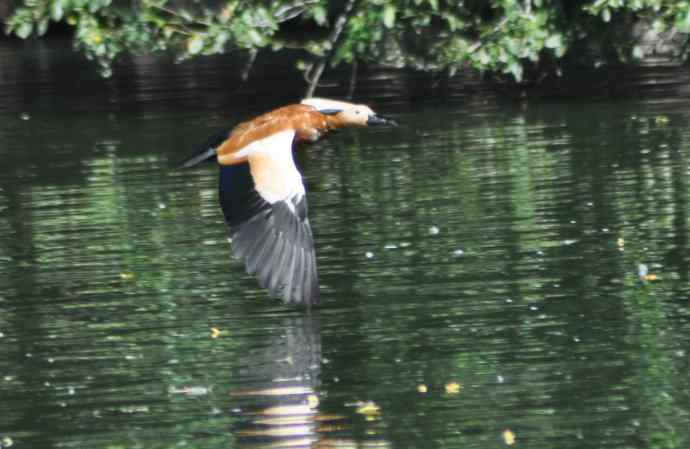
[0,42,689,449]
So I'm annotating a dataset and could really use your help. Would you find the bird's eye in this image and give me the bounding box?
[355,110,360,114]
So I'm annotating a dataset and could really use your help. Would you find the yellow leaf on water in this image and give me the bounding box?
[119,272,135,280]
[654,115,670,125]
[445,381,461,394]
[417,384,428,393]
[211,327,221,338]
[503,429,516,445]
[355,401,380,416]
[307,394,319,409]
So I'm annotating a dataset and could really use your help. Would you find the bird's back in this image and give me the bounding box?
[217,104,330,165]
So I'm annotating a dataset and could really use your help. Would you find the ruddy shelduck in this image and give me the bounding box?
[180,98,397,307]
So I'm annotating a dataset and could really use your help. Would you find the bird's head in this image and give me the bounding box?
[302,98,398,127]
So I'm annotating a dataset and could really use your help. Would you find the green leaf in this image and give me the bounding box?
[312,6,327,26]
[632,45,644,59]
[477,49,491,65]
[507,61,523,81]
[16,22,33,39]
[179,9,193,22]
[247,29,264,46]
[51,0,65,21]
[187,35,204,54]
[37,18,49,36]
[678,10,690,33]
[545,34,562,49]
[601,8,611,22]
[383,5,396,29]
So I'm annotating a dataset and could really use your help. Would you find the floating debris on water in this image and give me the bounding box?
[654,115,670,126]
[354,401,381,417]
[502,429,516,445]
[638,264,659,281]
[118,405,150,414]
[416,384,428,393]
[429,226,440,235]
[452,249,464,257]
[169,386,210,396]
[211,327,222,338]
[365,251,374,259]
[307,394,319,408]
[444,381,461,394]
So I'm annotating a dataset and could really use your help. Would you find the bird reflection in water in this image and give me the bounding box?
[228,314,390,449]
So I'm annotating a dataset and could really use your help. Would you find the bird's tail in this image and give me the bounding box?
[178,128,231,168]
[178,147,217,168]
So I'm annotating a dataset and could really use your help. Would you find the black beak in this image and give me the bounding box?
[367,114,398,126]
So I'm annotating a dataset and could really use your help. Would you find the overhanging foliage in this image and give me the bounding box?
[5,0,690,83]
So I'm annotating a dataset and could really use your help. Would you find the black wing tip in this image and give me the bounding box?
[281,285,321,307]
[238,251,320,308]
[178,128,232,169]
[280,255,320,307]
[229,198,320,309]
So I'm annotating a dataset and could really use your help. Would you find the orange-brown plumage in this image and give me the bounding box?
[180,98,397,307]
[216,104,347,166]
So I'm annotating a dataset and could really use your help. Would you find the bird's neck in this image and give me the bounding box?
[324,114,347,130]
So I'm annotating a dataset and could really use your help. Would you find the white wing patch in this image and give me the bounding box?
[301,97,355,112]
[243,129,305,204]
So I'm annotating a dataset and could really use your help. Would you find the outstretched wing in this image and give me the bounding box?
[218,130,320,306]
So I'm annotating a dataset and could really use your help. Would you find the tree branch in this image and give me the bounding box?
[305,0,357,98]
[275,0,322,23]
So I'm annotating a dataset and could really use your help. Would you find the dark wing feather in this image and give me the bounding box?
[178,128,231,168]
[219,164,320,306]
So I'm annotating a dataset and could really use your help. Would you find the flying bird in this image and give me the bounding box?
[180,98,397,307]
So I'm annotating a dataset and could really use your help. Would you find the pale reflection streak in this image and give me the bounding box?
[229,315,324,448]
[228,315,389,449]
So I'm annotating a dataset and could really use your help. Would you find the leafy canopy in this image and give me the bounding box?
[5,0,690,81]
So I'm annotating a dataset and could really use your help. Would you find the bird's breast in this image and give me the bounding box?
[246,130,304,204]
